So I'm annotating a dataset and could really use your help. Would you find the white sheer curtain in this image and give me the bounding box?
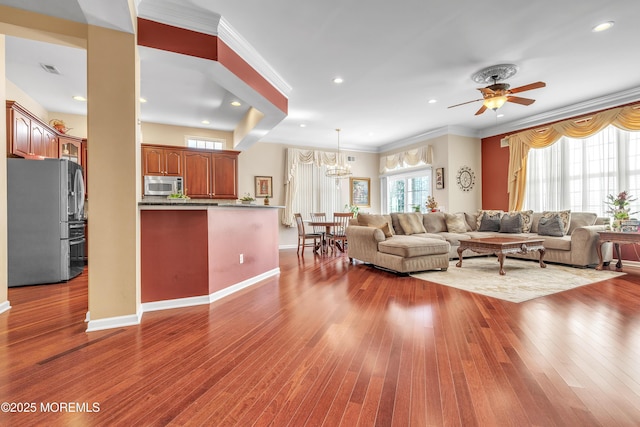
[282,148,346,226]
[524,125,640,216]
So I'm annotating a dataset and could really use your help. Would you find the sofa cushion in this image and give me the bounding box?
[476,209,504,229]
[390,213,405,235]
[541,210,571,234]
[439,232,472,246]
[537,235,572,251]
[538,214,565,237]
[479,212,502,232]
[444,213,468,233]
[397,212,427,235]
[378,236,449,258]
[376,223,393,238]
[423,212,447,233]
[567,212,597,235]
[358,213,395,235]
[499,212,523,233]
[464,212,477,231]
[508,210,534,233]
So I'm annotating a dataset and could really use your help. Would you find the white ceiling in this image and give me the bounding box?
[3,0,640,152]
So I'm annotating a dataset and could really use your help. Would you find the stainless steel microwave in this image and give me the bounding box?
[144,175,183,196]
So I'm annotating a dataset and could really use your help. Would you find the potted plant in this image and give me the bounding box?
[263,195,270,205]
[344,204,359,218]
[240,193,255,204]
[426,196,439,212]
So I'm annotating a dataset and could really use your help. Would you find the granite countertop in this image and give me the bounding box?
[139,197,283,208]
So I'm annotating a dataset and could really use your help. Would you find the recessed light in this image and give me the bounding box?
[230,101,242,107]
[428,99,437,104]
[140,97,147,103]
[72,95,86,102]
[592,21,614,32]
[332,77,344,84]
[201,120,210,124]
[299,124,307,128]
[497,114,505,118]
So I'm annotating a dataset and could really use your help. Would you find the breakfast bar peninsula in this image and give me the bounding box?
[139,200,282,311]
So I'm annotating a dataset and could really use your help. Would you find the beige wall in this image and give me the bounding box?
[6,79,48,121]
[141,122,233,148]
[47,111,87,139]
[0,35,7,309]
[238,141,379,248]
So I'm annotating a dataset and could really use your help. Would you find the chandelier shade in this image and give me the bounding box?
[325,128,352,178]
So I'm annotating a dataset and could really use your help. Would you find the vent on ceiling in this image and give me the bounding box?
[40,63,60,74]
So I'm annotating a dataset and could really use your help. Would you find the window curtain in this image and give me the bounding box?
[379,145,433,174]
[507,103,640,211]
[282,148,347,227]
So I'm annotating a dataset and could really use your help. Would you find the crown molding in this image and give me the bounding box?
[480,86,640,138]
[378,125,479,153]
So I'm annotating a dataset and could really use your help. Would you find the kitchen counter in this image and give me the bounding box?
[140,203,280,312]
[139,197,283,208]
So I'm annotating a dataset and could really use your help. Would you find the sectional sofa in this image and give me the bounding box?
[346,210,613,274]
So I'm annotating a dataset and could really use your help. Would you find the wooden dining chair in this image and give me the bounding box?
[310,212,327,234]
[328,212,353,254]
[294,213,321,256]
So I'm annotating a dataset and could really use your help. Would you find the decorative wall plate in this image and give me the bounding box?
[456,166,475,191]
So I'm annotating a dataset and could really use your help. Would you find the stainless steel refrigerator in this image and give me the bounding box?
[7,158,86,287]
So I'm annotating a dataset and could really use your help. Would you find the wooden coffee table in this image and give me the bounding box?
[456,237,546,275]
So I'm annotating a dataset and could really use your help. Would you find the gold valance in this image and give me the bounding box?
[507,103,640,210]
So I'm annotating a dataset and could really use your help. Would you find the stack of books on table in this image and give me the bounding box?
[621,219,639,232]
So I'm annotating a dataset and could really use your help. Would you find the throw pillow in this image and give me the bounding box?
[444,213,467,233]
[508,210,534,233]
[397,212,427,235]
[476,209,504,229]
[357,213,395,235]
[541,210,571,234]
[478,212,502,232]
[423,212,447,233]
[538,214,565,237]
[499,213,523,233]
[376,223,393,238]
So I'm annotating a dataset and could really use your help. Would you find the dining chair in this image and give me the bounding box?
[294,213,321,256]
[310,212,327,234]
[328,212,353,254]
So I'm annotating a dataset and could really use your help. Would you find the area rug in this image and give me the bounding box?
[410,257,625,303]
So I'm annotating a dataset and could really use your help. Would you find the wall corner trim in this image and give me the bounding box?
[86,310,143,332]
[0,301,11,315]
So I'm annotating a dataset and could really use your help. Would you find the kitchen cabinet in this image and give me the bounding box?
[142,146,182,176]
[59,136,82,165]
[181,150,238,199]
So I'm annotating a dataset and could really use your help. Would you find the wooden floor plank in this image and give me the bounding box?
[1,252,640,426]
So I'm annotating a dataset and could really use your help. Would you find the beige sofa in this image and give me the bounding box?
[346,211,613,273]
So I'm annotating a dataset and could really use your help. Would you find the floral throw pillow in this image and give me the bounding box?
[541,210,571,234]
[476,209,504,230]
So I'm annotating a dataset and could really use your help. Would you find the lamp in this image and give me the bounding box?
[483,95,508,111]
[325,128,352,178]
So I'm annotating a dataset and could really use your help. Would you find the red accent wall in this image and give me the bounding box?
[481,134,510,210]
[141,207,280,303]
[137,17,288,114]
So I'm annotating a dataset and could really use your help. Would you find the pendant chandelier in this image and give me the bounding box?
[325,128,352,178]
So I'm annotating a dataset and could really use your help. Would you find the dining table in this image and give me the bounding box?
[306,220,341,254]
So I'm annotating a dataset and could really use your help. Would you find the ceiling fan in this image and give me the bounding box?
[448,64,546,115]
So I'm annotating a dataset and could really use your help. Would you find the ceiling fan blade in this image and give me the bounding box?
[507,96,536,106]
[508,81,546,94]
[447,98,483,109]
[474,104,488,115]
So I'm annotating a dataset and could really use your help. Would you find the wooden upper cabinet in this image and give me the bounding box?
[182,151,212,198]
[44,128,58,158]
[142,146,183,176]
[9,106,32,157]
[212,153,238,199]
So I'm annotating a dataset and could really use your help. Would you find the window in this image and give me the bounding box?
[383,168,432,213]
[524,125,640,216]
[291,163,343,218]
[186,137,225,150]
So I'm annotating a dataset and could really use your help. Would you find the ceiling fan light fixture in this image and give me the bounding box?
[483,95,508,111]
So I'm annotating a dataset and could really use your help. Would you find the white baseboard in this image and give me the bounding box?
[88,268,281,331]
[0,300,11,315]
[279,244,297,250]
[86,310,142,332]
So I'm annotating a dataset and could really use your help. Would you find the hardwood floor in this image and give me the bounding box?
[1,252,640,426]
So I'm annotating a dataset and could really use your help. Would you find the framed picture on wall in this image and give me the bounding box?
[255,176,273,198]
[350,177,371,207]
[435,167,444,189]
